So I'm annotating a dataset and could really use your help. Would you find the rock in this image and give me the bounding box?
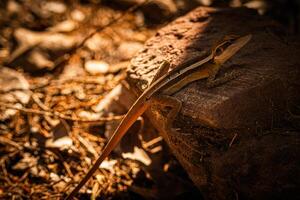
[126,7,300,200]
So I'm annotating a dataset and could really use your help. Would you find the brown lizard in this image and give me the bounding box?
[65,34,252,199]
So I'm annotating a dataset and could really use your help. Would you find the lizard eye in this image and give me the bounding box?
[214,40,232,56]
[215,47,224,56]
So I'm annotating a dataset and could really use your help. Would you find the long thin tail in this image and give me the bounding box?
[65,99,150,199]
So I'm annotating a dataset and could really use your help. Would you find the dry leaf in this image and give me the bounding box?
[100,160,117,173]
[0,67,30,120]
[122,146,151,166]
[46,121,73,150]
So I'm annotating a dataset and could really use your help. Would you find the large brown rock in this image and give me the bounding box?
[126,7,300,200]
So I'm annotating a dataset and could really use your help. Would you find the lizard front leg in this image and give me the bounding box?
[151,94,206,166]
[151,94,182,130]
[206,63,241,88]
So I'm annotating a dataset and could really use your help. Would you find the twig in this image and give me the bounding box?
[49,149,74,178]
[77,134,98,157]
[31,93,50,111]
[0,136,22,150]
[142,136,163,149]
[0,102,123,122]
[229,133,238,147]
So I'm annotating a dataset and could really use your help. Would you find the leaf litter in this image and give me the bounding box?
[0,0,202,199]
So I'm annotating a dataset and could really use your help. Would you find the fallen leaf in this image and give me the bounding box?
[46,136,73,149]
[0,67,30,120]
[50,172,60,182]
[46,121,73,150]
[0,67,29,93]
[122,146,151,166]
[100,159,117,173]
[12,153,37,171]
[92,83,134,113]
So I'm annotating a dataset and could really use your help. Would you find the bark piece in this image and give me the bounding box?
[126,7,300,199]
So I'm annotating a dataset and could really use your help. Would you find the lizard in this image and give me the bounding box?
[65,34,252,199]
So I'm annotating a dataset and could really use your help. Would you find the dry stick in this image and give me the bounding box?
[0,136,22,150]
[229,133,238,147]
[0,102,123,122]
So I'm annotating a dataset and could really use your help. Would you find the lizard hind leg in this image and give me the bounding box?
[151,95,182,130]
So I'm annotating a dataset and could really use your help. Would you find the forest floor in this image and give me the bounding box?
[0,1,204,199]
[0,0,298,199]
